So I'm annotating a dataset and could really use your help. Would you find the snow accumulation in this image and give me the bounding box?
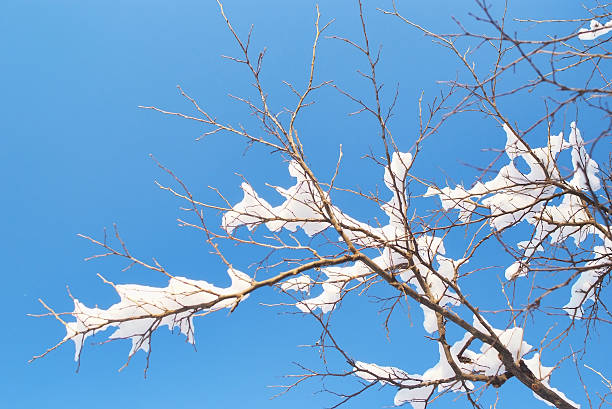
[63,120,603,409]
[426,123,606,317]
[578,19,612,40]
[355,317,580,409]
[65,269,252,361]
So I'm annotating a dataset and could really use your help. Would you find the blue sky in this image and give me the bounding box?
[2,1,610,408]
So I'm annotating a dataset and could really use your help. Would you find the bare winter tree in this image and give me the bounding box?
[33,1,611,408]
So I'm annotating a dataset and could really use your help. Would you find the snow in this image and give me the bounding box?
[578,19,612,40]
[354,316,578,408]
[280,274,313,294]
[426,123,606,319]
[353,361,431,409]
[523,354,581,408]
[564,238,612,318]
[568,123,600,192]
[58,121,599,408]
[65,268,252,361]
[222,156,458,319]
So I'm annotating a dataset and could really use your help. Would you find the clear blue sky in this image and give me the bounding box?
[2,1,609,408]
